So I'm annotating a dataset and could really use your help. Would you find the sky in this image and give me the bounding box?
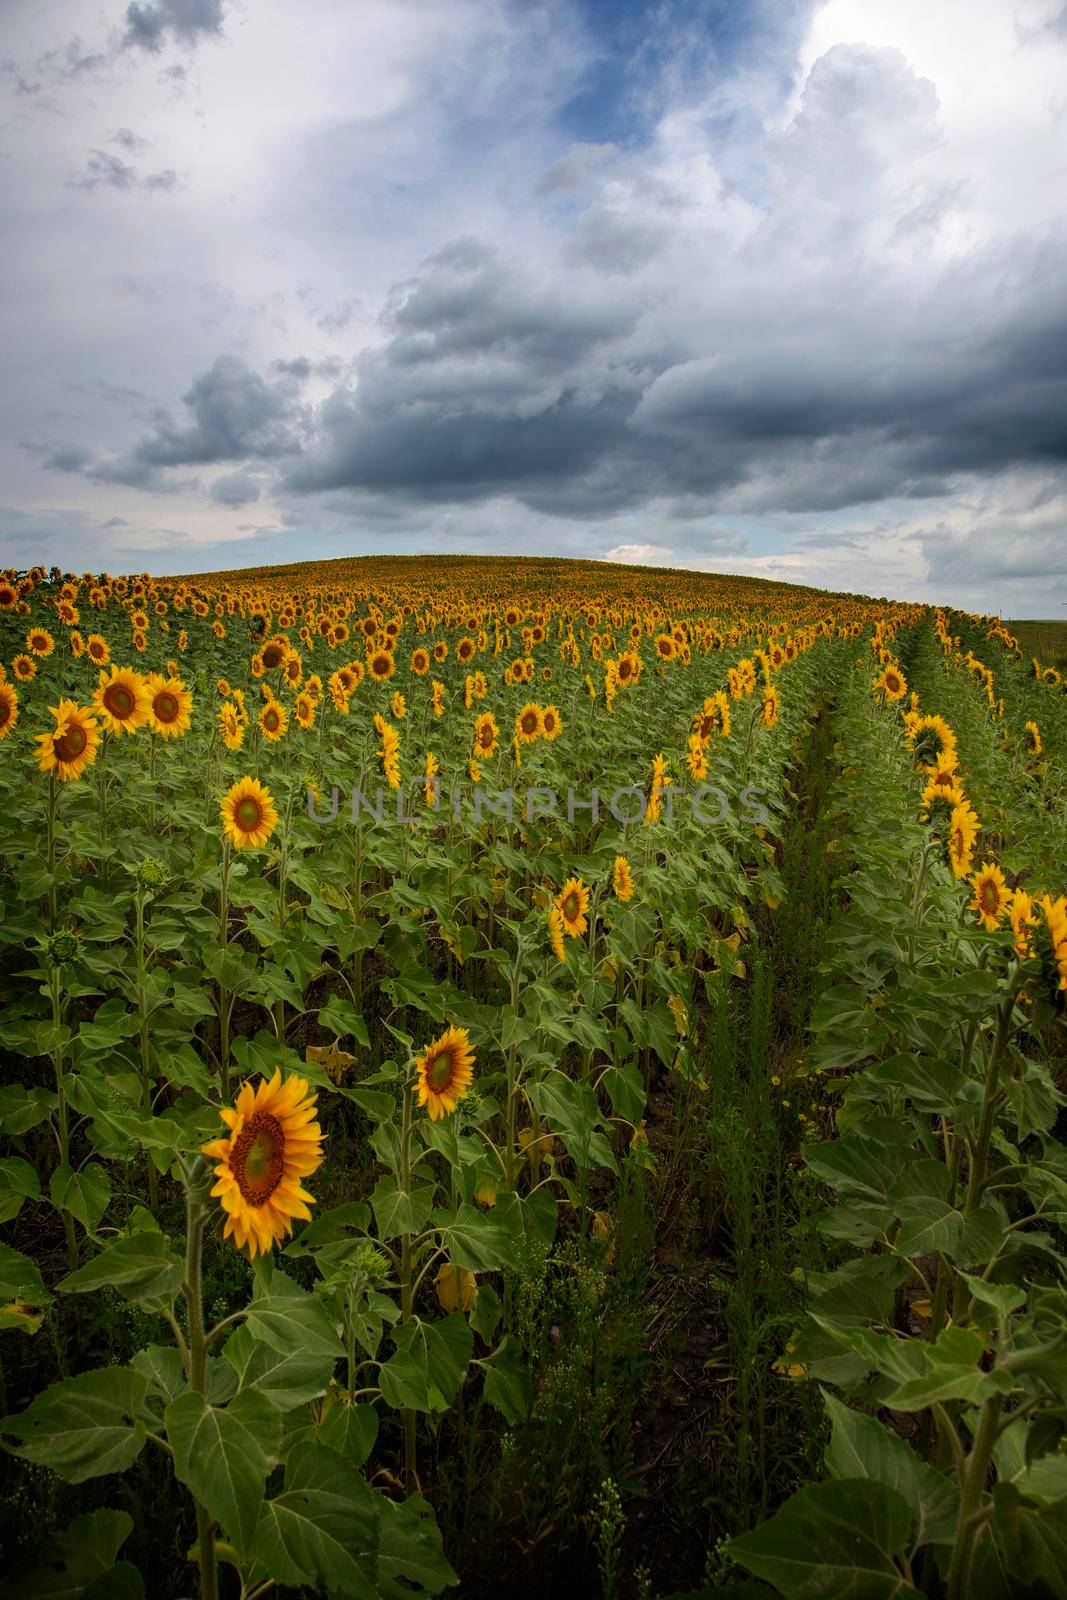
[1,0,1066,614]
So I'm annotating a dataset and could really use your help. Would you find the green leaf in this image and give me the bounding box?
[433,1204,514,1272]
[378,1315,472,1413]
[990,1490,1067,1597]
[250,1442,381,1596]
[823,1392,959,1547]
[0,1156,41,1223]
[478,1334,533,1424]
[599,1062,646,1125]
[371,1177,435,1240]
[0,1367,147,1482]
[881,1326,1013,1411]
[496,1189,557,1254]
[317,1400,378,1467]
[59,1231,184,1305]
[377,1492,459,1598]
[0,1241,48,1304]
[0,1084,58,1136]
[728,1479,919,1599]
[469,1281,502,1344]
[2,1507,135,1600]
[165,1387,282,1554]
[224,1322,337,1410]
[318,995,372,1050]
[894,1197,964,1257]
[245,1270,345,1362]
[49,1164,111,1235]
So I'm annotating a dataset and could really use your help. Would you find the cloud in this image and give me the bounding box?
[602,541,674,564]
[210,469,261,507]
[121,0,227,54]
[84,356,305,490]
[69,149,180,193]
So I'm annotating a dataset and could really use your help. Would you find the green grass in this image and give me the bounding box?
[1008,619,1067,670]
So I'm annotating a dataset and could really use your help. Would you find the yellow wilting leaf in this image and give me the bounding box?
[305,1042,359,1084]
[912,1299,933,1320]
[435,1263,477,1314]
[667,994,689,1036]
[761,884,781,910]
[734,959,748,981]
[532,886,550,909]
[730,905,748,933]
[0,1299,46,1335]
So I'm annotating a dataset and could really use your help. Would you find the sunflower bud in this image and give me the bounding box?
[43,929,83,966]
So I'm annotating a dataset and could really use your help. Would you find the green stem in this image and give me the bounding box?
[183,1161,218,1600]
[946,1394,1002,1600]
[398,1073,417,1492]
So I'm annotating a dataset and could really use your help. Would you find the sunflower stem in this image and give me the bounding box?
[399,1070,417,1493]
[182,1159,218,1600]
[134,890,159,1213]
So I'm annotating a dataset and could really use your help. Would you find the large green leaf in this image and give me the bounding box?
[729,1478,919,1599]
[0,1367,147,1482]
[371,1177,436,1240]
[59,1231,184,1305]
[376,1493,458,1598]
[49,1163,111,1235]
[477,1334,533,1424]
[245,1270,345,1362]
[2,1507,135,1600]
[224,1322,338,1410]
[0,1156,41,1224]
[250,1442,381,1596]
[432,1204,514,1272]
[378,1315,472,1413]
[823,1392,959,1547]
[165,1386,282,1554]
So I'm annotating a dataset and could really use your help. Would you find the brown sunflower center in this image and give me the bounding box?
[231,1112,284,1204]
[265,709,280,730]
[89,642,104,658]
[980,881,999,913]
[154,692,179,722]
[235,796,263,832]
[262,645,284,668]
[0,699,9,729]
[54,723,87,762]
[428,1049,457,1090]
[562,891,579,921]
[105,684,135,719]
[521,712,537,733]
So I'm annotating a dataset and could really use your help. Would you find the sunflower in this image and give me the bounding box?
[377,720,401,790]
[1009,888,1038,959]
[259,700,288,741]
[540,704,562,740]
[515,702,543,742]
[0,682,18,742]
[34,700,100,782]
[1024,721,1043,758]
[219,702,244,751]
[145,673,192,739]
[613,855,634,902]
[655,634,676,661]
[411,647,430,675]
[70,630,84,658]
[1033,895,1067,1004]
[645,753,671,823]
[555,876,589,937]
[391,691,406,720]
[12,654,36,682]
[686,732,709,779]
[877,664,906,701]
[0,582,17,610]
[27,627,54,658]
[761,685,780,728]
[86,634,110,666]
[969,861,1008,932]
[947,799,979,880]
[220,775,279,849]
[293,692,315,729]
[912,714,957,771]
[474,711,499,756]
[368,649,395,681]
[424,750,440,807]
[93,666,150,736]
[414,1025,475,1120]
[202,1069,324,1258]
[548,905,567,962]
[616,650,642,686]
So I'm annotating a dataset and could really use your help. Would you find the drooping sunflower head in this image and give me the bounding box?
[93,666,150,736]
[946,800,979,880]
[145,673,193,739]
[202,1069,324,1258]
[613,855,634,902]
[414,1025,475,1120]
[220,775,279,850]
[1033,895,1067,1010]
[35,700,100,782]
[912,715,957,771]
[1024,721,1043,758]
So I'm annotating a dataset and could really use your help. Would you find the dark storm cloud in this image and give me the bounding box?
[87,356,305,490]
[121,0,226,53]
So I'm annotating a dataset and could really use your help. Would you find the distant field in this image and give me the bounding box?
[1009,618,1067,669]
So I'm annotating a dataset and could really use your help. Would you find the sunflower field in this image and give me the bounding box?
[0,555,1065,1600]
